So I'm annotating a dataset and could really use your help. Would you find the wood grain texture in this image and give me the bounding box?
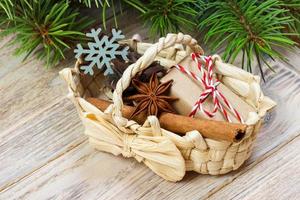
[0,54,74,133]
[1,57,300,200]
[0,35,87,195]
[209,135,300,200]
[275,47,300,73]
[0,36,28,79]
[0,98,86,192]
[0,142,142,200]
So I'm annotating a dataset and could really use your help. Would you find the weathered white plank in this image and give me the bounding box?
[209,136,300,200]
[0,56,75,133]
[0,34,14,50]
[275,47,300,74]
[1,59,300,200]
[0,35,28,79]
[0,142,139,200]
[0,98,86,192]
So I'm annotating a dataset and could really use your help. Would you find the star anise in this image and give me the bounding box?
[126,73,178,119]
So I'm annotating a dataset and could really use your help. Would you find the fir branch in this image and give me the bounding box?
[0,0,15,30]
[277,0,300,45]
[79,0,198,36]
[78,0,109,8]
[124,0,198,37]
[198,0,296,81]
[0,0,93,66]
[77,0,118,29]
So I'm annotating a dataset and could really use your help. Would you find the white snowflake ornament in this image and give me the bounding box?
[74,28,129,76]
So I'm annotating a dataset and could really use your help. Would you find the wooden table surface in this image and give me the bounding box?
[1,12,300,200]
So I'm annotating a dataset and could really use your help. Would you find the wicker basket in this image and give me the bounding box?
[60,33,276,182]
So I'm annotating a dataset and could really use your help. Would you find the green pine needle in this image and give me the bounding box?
[78,0,198,36]
[141,0,198,37]
[1,0,299,75]
[0,0,93,67]
[277,0,300,44]
[198,0,297,80]
[78,0,109,8]
[77,0,116,30]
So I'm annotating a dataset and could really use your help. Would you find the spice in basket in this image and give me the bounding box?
[125,73,178,119]
[86,98,247,142]
[78,46,166,93]
[107,50,166,90]
[105,50,140,90]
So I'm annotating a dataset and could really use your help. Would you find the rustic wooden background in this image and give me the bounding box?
[0,11,300,200]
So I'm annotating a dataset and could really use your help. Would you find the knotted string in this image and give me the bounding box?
[175,53,243,123]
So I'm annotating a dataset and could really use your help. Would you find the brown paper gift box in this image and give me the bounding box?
[160,56,255,123]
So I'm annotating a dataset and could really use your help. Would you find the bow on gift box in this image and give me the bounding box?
[176,53,244,123]
[82,113,186,182]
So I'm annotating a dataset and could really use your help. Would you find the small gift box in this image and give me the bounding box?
[160,54,255,123]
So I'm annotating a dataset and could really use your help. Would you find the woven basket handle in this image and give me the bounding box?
[111,33,203,127]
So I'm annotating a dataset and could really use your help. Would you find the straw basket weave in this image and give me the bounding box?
[60,33,276,182]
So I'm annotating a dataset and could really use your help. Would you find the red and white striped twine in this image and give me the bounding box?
[175,53,244,124]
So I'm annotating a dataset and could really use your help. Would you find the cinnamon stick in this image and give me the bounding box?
[87,98,247,142]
